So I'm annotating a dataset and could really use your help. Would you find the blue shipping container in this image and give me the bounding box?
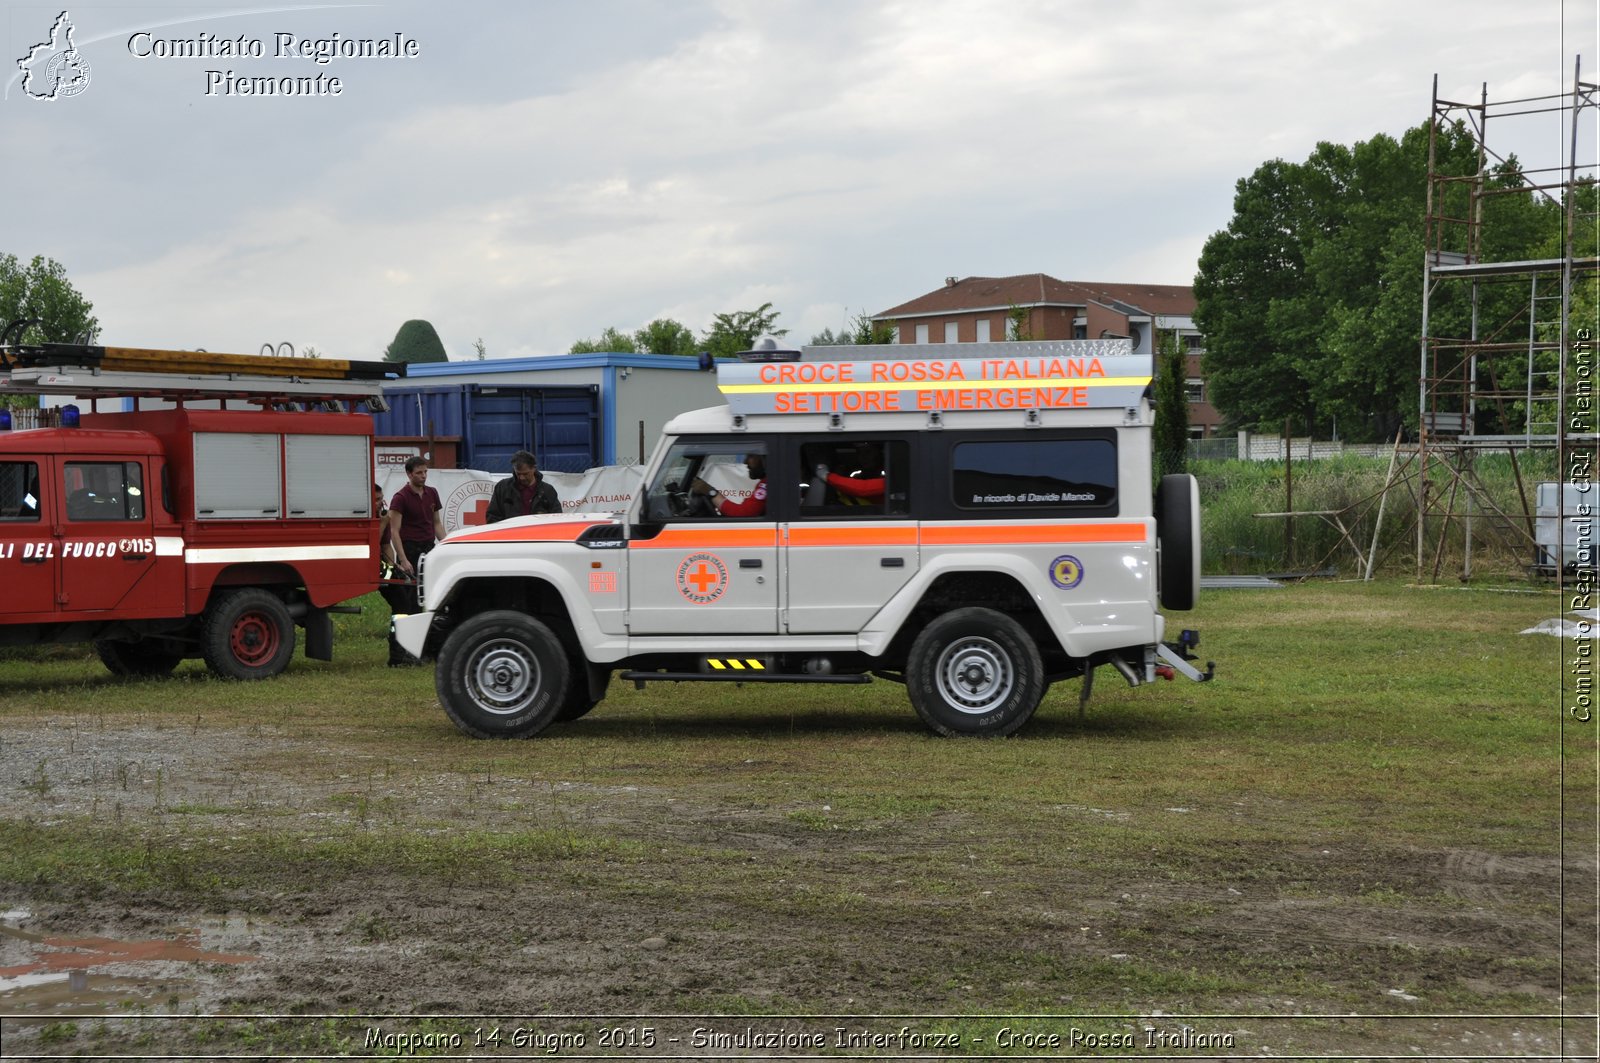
[374,384,601,474]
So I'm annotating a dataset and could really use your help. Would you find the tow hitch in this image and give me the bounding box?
[1156,628,1214,683]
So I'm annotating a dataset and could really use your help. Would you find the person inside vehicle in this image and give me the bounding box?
[826,442,885,505]
[691,453,767,517]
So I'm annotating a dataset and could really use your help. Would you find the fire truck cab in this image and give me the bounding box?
[398,338,1211,739]
[0,339,398,679]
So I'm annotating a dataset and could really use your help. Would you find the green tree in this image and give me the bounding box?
[850,312,896,345]
[1153,330,1189,479]
[1006,305,1033,342]
[385,319,448,364]
[472,337,487,360]
[633,318,696,356]
[0,254,98,347]
[701,302,784,359]
[1194,122,1560,440]
[0,253,99,410]
[569,326,638,354]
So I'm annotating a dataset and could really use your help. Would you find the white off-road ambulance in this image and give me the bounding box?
[395,339,1211,738]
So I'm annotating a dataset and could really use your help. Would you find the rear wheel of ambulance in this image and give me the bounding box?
[95,639,185,678]
[906,608,1045,737]
[1156,473,1201,611]
[435,611,570,738]
[201,589,296,680]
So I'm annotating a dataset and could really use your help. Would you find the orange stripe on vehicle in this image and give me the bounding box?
[785,525,920,547]
[630,527,778,550]
[920,523,1147,545]
[451,521,603,543]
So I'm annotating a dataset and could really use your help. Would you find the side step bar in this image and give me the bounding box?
[621,670,873,688]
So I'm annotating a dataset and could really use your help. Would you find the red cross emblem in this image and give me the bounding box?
[676,552,728,604]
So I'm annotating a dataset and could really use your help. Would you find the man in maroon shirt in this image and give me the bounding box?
[385,457,445,666]
[388,456,446,578]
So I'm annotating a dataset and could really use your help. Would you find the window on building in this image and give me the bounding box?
[1185,379,1205,404]
[975,318,991,343]
[915,323,930,344]
[944,322,959,343]
[1185,334,1205,351]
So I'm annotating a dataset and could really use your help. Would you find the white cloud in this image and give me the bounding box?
[25,0,1600,360]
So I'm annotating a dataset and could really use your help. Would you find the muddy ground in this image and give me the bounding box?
[0,710,1592,1060]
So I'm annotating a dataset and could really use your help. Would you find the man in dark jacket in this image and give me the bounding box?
[485,450,561,522]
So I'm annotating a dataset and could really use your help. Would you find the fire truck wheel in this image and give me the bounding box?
[94,639,184,677]
[1156,473,1201,611]
[435,611,570,738]
[201,589,297,680]
[906,607,1045,737]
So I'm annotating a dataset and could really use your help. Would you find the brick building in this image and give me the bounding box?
[873,274,1220,437]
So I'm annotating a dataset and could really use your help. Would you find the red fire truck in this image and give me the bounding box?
[0,337,401,679]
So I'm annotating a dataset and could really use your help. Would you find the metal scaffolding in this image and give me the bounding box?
[1410,58,1600,579]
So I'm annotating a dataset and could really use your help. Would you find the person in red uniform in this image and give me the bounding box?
[825,443,885,505]
[691,453,767,517]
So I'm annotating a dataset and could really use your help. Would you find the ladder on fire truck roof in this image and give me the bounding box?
[0,335,404,407]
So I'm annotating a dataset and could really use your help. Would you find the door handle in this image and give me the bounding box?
[124,553,148,561]
[880,557,906,568]
[739,558,763,569]
[21,555,46,565]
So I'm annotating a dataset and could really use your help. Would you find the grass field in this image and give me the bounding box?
[0,579,1592,1059]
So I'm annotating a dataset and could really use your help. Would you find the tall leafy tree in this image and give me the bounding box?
[633,318,696,356]
[569,327,638,354]
[850,312,896,345]
[0,253,98,346]
[385,319,448,364]
[701,302,784,359]
[1153,330,1189,479]
[1,254,98,409]
[1193,122,1556,440]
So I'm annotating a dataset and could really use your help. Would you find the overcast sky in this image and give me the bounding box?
[2,0,1596,361]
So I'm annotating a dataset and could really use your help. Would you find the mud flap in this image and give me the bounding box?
[303,606,333,661]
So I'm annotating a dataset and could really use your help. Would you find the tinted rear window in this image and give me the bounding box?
[951,439,1116,510]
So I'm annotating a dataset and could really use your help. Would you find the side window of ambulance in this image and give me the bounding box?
[0,461,41,522]
[798,439,911,517]
[64,462,145,522]
[950,438,1117,513]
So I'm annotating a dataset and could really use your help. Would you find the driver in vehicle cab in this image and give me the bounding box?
[690,453,767,517]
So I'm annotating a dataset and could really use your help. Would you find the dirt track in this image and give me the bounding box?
[0,711,1590,1060]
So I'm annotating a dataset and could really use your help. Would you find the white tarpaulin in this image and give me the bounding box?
[1521,608,1600,639]
[378,465,644,534]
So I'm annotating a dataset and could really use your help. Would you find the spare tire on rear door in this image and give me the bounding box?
[1156,473,1201,611]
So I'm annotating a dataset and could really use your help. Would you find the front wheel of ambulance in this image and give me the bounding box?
[201,589,296,680]
[435,611,570,738]
[906,607,1045,737]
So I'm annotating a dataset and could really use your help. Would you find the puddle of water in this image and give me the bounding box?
[0,919,255,1013]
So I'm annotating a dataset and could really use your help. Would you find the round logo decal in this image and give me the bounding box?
[676,552,729,604]
[444,478,496,530]
[1050,554,1084,590]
